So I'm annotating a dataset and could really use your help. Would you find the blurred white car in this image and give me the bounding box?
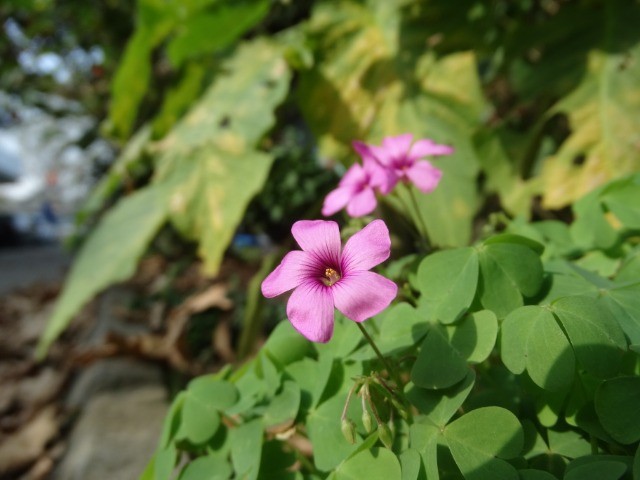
[0,92,113,245]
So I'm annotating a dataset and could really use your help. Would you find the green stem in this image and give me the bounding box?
[341,381,359,421]
[406,186,431,250]
[356,323,402,389]
[238,252,278,360]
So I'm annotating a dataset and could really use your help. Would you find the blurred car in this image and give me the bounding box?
[0,93,113,246]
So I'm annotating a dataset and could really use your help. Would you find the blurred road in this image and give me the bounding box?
[0,244,70,294]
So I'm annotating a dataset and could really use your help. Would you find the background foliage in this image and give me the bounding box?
[12,0,639,478]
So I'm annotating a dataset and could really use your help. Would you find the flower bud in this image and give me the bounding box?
[377,422,393,449]
[341,418,356,444]
[362,408,373,433]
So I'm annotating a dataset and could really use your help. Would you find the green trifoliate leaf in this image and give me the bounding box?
[333,447,402,480]
[399,449,422,480]
[263,381,301,429]
[446,310,498,364]
[564,456,629,480]
[501,306,575,391]
[411,328,469,390]
[176,377,238,445]
[416,247,479,324]
[595,376,640,444]
[375,302,429,356]
[405,370,475,427]
[517,470,559,480]
[178,454,232,480]
[600,284,640,345]
[478,239,544,318]
[409,420,440,480]
[229,419,264,480]
[552,296,627,378]
[443,407,524,480]
[307,393,361,471]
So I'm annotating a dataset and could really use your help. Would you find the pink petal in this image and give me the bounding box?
[376,168,398,194]
[382,134,414,160]
[287,281,335,342]
[333,271,397,322]
[408,139,454,160]
[322,186,355,216]
[362,154,395,193]
[339,162,367,187]
[406,161,442,193]
[368,144,394,168]
[262,251,318,298]
[291,220,341,263]
[345,188,377,218]
[352,141,377,164]
[341,219,391,272]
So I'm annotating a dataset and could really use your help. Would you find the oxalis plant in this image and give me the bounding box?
[141,136,640,480]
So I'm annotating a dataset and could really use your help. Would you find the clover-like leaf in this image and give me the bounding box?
[406,370,476,427]
[375,302,429,356]
[478,241,543,318]
[447,310,498,364]
[595,376,640,444]
[443,407,524,480]
[564,457,628,480]
[177,377,238,445]
[501,306,575,391]
[553,296,626,378]
[262,381,301,429]
[411,328,469,390]
[334,447,402,480]
[416,247,479,324]
[600,284,640,345]
[229,419,264,480]
[409,420,440,480]
[179,454,232,480]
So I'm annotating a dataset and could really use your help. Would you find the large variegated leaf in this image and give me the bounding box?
[36,184,171,358]
[385,52,485,246]
[539,3,640,209]
[107,0,270,140]
[107,0,181,139]
[154,39,291,274]
[166,0,269,67]
[299,0,486,246]
[298,0,403,161]
[39,40,290,356]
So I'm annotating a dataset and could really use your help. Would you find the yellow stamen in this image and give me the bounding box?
[322,267,341,286]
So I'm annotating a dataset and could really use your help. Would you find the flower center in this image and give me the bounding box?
[321,267,341,287]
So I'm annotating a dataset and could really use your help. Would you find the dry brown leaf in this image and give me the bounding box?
[213,319,235,363]
[165,283,232,345]
[0,405,58,476]
[183,283,233,314]
[18,454,54,480]
[16,368,65,411]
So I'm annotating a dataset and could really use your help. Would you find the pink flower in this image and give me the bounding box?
[368,133,453,193]
[261,219,398,342]
[321,142,391,217]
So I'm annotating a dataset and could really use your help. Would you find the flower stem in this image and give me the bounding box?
[341,381,359,421]
[356,322,402,388]
[406,187,431,250]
